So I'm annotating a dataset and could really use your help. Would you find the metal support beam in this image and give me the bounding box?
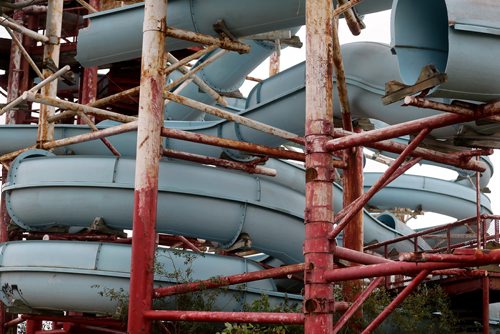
[165,26,250,54]
[483,275,490,334]
[164,92,304,145]
[154,263,304,298]
[304,1,335,333]
[333,277,384,334]
[36,0,63,145]
[325,249,500,281]
[143,310,304,324]
[127,0,166,331]
[326,105,500,152]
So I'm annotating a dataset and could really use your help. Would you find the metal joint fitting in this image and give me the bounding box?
[303,240,331,254]
[145,19,166,33]
[305,137,330,154]
[304,268,327,284]
[304,207,333,223]
[47,35,59,45]
[304,298,335,314]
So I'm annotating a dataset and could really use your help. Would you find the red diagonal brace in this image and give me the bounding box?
[333,277,384,334]
[329,128,430,239]
[361,270,429,334]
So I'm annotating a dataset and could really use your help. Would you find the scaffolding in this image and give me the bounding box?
[0,0,499,333]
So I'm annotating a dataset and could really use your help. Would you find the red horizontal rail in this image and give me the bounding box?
[364,215,487,251]
[143,310,305,324]
[325,249,500,281]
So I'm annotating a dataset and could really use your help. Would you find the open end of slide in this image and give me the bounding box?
[391,0,449,84]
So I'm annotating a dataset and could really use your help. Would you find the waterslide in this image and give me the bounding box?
[0,0,498,317]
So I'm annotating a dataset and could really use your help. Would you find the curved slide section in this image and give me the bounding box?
[77,0,393,67]
[0,240,301,315]
[391,0,500,102]
[364,173,492,220]
[3,151,428,266]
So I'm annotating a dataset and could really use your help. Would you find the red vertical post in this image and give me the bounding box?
[304,0,335,333]
[126,0,166,331]
[342,127,364,298]
[6,4,24,126]
[79,0,100,124]
[483,275,490,334]
[36,0,63,144]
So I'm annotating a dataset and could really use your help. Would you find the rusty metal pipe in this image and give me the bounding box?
[164,50,226,92]
[334,246,393,265]
[332,277,384,334]
[24,92,137,123]
[166,52,228,107]
[326,105,500,152]
[334,128,487,172]
[127,0,166,331]
[325,249,500,281]
[5,26,43,78]
[77,112,121,157]
[162,148,277,176]
[1,65,70,116]
[361,270,429,334]
[164,46,217,76]
[165,26,250,54]
[160,126,305,162]
[164,92,304,145]
[304,0,335,332]
[154,263,305,298]
[36,0,63,145]
[0,14,48,42]
[143,310,304,324]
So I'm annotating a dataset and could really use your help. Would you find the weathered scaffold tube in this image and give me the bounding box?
[304,0,335,332]
[36,0,63,145]
[126,0,167,330]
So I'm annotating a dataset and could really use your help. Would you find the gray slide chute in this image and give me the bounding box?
[391,0,500,102]
[0,240,302,315]
[77,0,393,67]
[3,150,428,266]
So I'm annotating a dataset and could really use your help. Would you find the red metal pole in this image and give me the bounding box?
[483,275,490,334]
[361,270,430,334]
[79,0,99,124]
[326,107,500,152]
[334,246,393,265]
[477,158,482,249]
[332,277,384,334]
[143,310,304,324]
[325,250,500,281]
[126,0,166,331]
[334,128,487,172]
[304,0,335,333]
[343,138,368,333]
[154,263,305,298]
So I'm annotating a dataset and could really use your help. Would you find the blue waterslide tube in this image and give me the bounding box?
[77,0,393,67]
[391,0,500,102]
[0,240,301,315]
[3,151,429,265]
